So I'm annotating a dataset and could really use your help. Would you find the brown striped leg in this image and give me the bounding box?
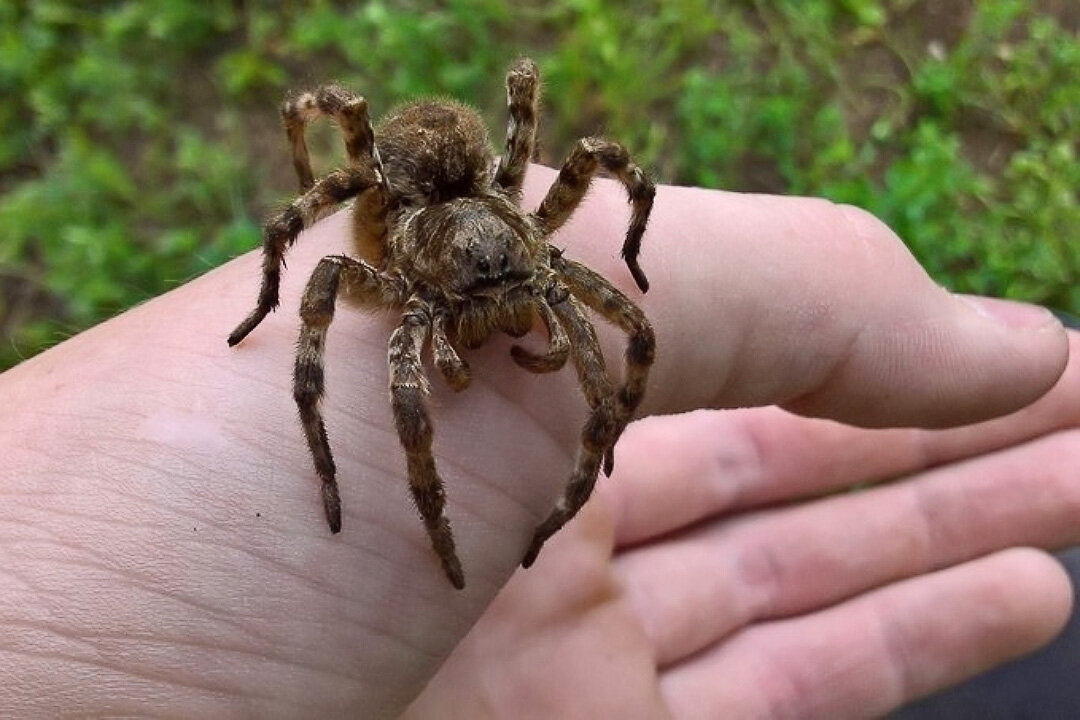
[510,290,570,373]
[292,255,401,534]
[522,296,616,569]
[431,310,470,391]
[227,164,383,346]
[389,303,465,589]
[494,57,540,195]
[281,85,385,193]
[554,256,655,475]
[532,137,656,292]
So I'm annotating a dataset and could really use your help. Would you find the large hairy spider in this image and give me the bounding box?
[228,58,655,589]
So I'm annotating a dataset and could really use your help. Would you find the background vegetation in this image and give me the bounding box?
[1,0,1077,370]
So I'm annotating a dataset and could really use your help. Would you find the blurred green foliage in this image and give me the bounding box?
[1,0,1077,369]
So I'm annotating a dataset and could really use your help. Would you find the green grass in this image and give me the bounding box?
[2,0,1078,369]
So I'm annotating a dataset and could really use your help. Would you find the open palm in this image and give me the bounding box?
[1,171,1075,717]
[409,374,1080,717]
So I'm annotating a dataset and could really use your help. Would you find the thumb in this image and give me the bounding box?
[524,171,1068,428]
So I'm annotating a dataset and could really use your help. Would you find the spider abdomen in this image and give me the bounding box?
[377,100,495,206]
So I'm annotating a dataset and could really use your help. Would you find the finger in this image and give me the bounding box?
[608,332,1080,547]
[521,167,1067,428]
[660,548,1072,719]
[615,425,1080,667]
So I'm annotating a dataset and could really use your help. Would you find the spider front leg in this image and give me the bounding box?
[282,84,386,193]
[533,137,656,292]
[522,295,616,569]
[510,288,571,373]
[494,57,540,194]
[431,310,470,391]
[228,164,384,346]
[389,303,465,589]
[554,256,655,475]
[293,254,402,533]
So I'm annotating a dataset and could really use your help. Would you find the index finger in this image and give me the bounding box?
[520,167,1067,428]
[607,331,1080,548]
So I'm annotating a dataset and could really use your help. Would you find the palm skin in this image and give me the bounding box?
[407,373,1080,717]
[0,167,1074,717]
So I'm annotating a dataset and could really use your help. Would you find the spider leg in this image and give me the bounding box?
[510,288,571,373]
[522,296,616,569]
[390,302,465,589]
[293,254,402,533]
[281,84,386,193]
[227,164,384,347]
[554,256,655,475]
[432,310,470,391]
[532,138,656,292]
[493,57,540,195]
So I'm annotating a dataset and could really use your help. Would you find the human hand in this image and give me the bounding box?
[405,339,1080,717]
[0,167,1070,716]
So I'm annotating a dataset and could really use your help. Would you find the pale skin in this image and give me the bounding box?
[0,166,1075,718]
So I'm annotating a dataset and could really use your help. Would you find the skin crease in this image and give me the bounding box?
[0,164,1074,717]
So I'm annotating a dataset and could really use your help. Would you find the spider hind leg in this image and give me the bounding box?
[282,84,384,193]
[228,165,384,347]
[494,57,540,194]
[533,138,655,292]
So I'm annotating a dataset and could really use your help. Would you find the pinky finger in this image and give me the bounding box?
[660,548,1072,719]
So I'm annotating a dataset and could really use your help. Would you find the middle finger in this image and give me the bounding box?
[615,428,1080,667]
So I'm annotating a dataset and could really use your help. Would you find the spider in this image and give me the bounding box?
[227,58,656,589]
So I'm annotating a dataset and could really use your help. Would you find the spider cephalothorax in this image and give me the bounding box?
[228,58,656,589]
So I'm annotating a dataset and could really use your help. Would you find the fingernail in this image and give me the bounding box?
[959,295,1058,330]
